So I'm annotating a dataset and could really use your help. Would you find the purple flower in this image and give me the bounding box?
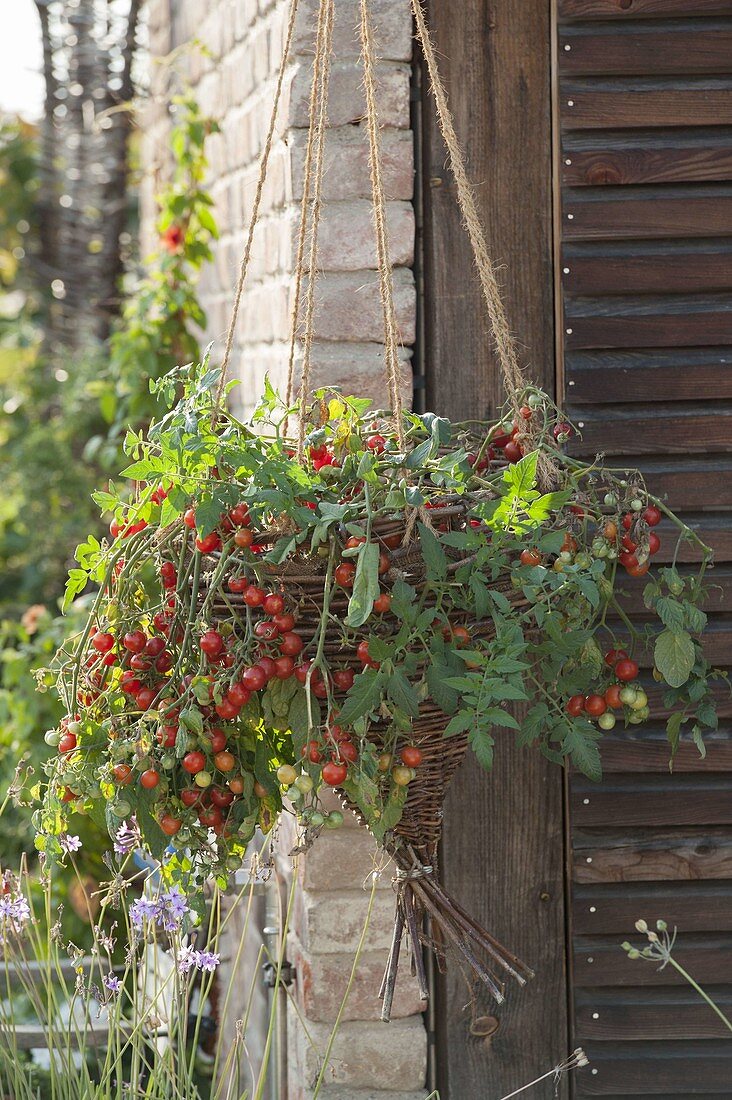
[0,893,31,941]
[130,897,159,928]
[59,834,82,854]
[160,887,189,922]
[103,973,122,994]
[177,945,196,974]
[194,950,220,973]
[113,818,140,857]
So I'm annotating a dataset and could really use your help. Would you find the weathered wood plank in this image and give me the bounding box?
[563,249,732,295]
[564,309,732,349]
[566,346,732,403]
[573,827,732,882]
[576,1046,732,1095]
[597,738,732,775]
[559,0,732,17]
[559,29,732,77]
[572,778,732,827]
[423,2,567,1097]
[568,409,732,454]
[563,144,732,186]
[563,193,732,239]
[561,89,732,130]
[573,883,732,933]
[573,935,732,985]
[576,991,732,1040]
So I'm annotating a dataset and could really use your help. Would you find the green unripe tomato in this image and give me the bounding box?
[299,806,313,823]
[114,800,132,818]
[309,811,325,827]
[277,764,297,786]
[575,553,592,569]
[294,774,314,794]
[194,771,212,788]
[177,827,191,844]
[628,707,649,724]
[528,393,542,409]
[161,754,176,770]
[66,721,82,737]
[392,766,414,786]
[598,711,616,730]
[288,786,303,803]
[603,493,617,507]
[619,686,637,705]
[607,548,618,560]
[631,498,643,511]
[630,690,648,711]
[324,810,344,829]
[669,580,684,596]
[45,730,61,747]
[559,550,573,563]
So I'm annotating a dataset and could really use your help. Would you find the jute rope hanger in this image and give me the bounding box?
[214,0,530,445]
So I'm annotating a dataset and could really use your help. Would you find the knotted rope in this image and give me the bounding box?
[359,0,406,450]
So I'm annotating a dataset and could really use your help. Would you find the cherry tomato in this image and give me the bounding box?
[214,751,236,772]
[155,652,173,673]
[451,626,471,646]
[334,741,358,763]
[144,636,166,657]
[58,732,78,754]
[566,695,585,717]
[604,648,628,667]
[182,751,206,775]
[215,699,239,720]
[615,658,639,682]
[254,621,279,641]
[184,509,197,529]
[92,631,115,653]
[136,687,158,711]
[229,503,250,526]
[627,560,650,577]
[356,640,380,668]
[333,668,355,692]
[604,684,623,709]
[113,763,133,785]
[366,434,386,453]
[401,746,423,768]
[279,631,304,657]
[648,532,661,555]
[504,441,523,463]
[196,532,222,554]
[520,549,541,567]
[210,787,235,808]
[263,593,285,615]
[274,613,296,633]
[603,521,618,541]
[181,788,203,807]
[584,694,607,717]
[157,725,178,748]
[392,765,413,786]
[643,506,662,527]
[274,656,295,680]
[378,553,391,575]
[621,534,637,553]
[209,729,227,753]
[198,806,223,828]
[622,513,634,531]
[301,740,323,763]
[200,630,224,658]
[228,576,248,594]
[160,814,182,836]
[256,657,276,682]
[227,682,251,708]
[322,761,348,786]
[241,665,267,692]
[335,562,356,588]
[123,630,147,654]
[345,535,366,549]
[160,562,177,589]
[129,655,150,672]
[140,769,160,790]
[228,777,245,795]
[619,551,639,570]
[373,592,392,614]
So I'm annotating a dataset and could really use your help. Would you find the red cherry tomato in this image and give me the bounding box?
[209,729,227,753]
[91,631,115,653]
[335,562,356,588]
[373,592,392,614]
[504,441,523,463]
[241,665,267,692]
[140,769,160,790]
[274,656,295,680]
[615,658,639,682]
[604,648,629,667]
[273,613,296,633]
[227,682,251,708]
[648,532,661,555]
[584,694,607,717]
[200,630,224,658]
[196,532,221,554]
[566,695,585,717]
[263,593,285,615]
[401,745,423,768]
[520,549,541,567]
[113,763,133,785]
[228,576,248,594]
[322,761,348,786]
[302,740,322,763]
[182,751,206,775]
[335,741,358,763]
[604,684,623,709]
[333,668,355,692]
[643,506,662,527]
[279,631,304,657]
[184,509,196,529]
[123,630,147,654]
[160,814,182,837]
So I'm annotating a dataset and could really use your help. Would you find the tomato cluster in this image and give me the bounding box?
[566,649,648,731]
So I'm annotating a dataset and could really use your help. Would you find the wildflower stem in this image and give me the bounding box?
[667,957,732,1033]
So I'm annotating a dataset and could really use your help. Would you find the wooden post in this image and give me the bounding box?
[419,1,569,1095]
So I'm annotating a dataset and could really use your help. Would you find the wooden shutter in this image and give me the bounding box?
[556,2,732,1096]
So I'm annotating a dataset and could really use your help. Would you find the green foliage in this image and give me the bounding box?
[89,95,220,458]
[38,363,716,876]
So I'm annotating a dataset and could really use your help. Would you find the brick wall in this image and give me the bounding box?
[142,1,426,1095]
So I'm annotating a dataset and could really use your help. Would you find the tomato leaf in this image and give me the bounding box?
[655,629,695,688]
[338,668,383,725]
[347,542,381,628]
